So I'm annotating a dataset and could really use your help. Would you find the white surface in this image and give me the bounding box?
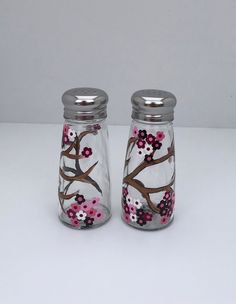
[0,123,236,304]
[1,0,236,128]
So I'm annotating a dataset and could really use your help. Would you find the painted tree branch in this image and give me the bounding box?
[123,141,175,213]
[58,129,101,213]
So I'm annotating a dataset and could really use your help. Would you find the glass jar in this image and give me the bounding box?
[58,88,111,229]
[121,89,176,230]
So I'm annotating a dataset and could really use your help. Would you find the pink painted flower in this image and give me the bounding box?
[132,127,139,138]
[87,208,97,217]
[123,187,128,197]
[156,131,165,141]
[75,194,85,204]
[128,204,136,214]
[164,192,171,200]
[172,192,175,204]
[123,213,130,224]
[90,197,100,207]
[63,124,69,135]
[63,135,69,145]
[137,139,146,149]
[160,216,169,225]
[81,201,92,212]
[144,212,153,222]
[144,154,153,162]
[71,203,81,212]
[67,209,76,219]
[146,134,155,145]
[82,147,93,158]
[70,218,81,227]
[138,130,147,139]
[95,209,105,221]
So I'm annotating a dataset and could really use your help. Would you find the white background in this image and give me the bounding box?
[0,124,236,304]
[1,0,236,127]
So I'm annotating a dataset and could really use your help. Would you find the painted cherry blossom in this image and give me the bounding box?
[82,147,93,158]
[132,126,139,138]
[156,131,165,141]
[68,128,76,141]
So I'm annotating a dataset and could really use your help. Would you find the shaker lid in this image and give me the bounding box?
[131,89,177,122]
[62,87,108,120]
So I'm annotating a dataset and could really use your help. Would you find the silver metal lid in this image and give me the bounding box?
[131,89,177,122]
[62,87,108,120]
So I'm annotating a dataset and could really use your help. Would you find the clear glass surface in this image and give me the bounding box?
[58,119,111,229]
[121,120,175,230]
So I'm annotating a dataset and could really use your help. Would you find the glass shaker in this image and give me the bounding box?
[58,88,111,229]
[121,89,176,230]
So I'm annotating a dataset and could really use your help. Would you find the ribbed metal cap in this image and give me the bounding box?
[131,89,177,122]
[62,87,108,121]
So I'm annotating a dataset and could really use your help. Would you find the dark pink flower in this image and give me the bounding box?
[94,124,101,130]
[70,218,81,227]
[156,131,165,141]
[144,212,153,222]
[137,217,146,226]
[138,129,147,139]
[160,216,169,225]
[75,194,85,204]
[63,124,69,135]
[63,135,69,145]
[82,147,93,158]
[81,201,92,212]
[152,140,162,150]
[87,208,97,217]
[146,134,155,145]
[123,213,130,224]
[164,192,171,200]
[123,203,130,214]
[123,187,128,197]
[128,204,136,214]
[71,203,81,212]
[132,127,139,138]
[137,139,146,149]
[144,154,153,162]
[172,192,175,204]
[67,209,76,219]
[95,210,105,221]
[84,217,94,226]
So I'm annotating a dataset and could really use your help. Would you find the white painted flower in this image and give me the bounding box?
[145,144,153,155]
[130,213,137,222]
[68,128,76,141]
[76,210,87,221]
[126,195,133,205]
[137,149,145,157]
[133,198,142,209]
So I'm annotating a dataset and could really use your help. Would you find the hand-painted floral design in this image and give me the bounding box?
[82,147,93,158]
[132,127,163,161]
[65,194,105,229]
[157,191,175,225]
[156,131,165,141]
[59,125,106,229]
[122,125,175,229]
[121,189,153,227]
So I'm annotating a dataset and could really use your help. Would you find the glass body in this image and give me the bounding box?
[58,119,111,229]
[121,119,175,230]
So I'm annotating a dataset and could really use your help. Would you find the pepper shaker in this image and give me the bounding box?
[121,89,176,230]
[58,88,111,229]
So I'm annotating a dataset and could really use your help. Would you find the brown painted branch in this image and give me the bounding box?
[61,151,83,159]
[58,181,74,213]
[127,142,174,179]
[123,141,175,213]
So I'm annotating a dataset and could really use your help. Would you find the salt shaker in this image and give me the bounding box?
[121,89,176,230]
[58,88,111,229]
